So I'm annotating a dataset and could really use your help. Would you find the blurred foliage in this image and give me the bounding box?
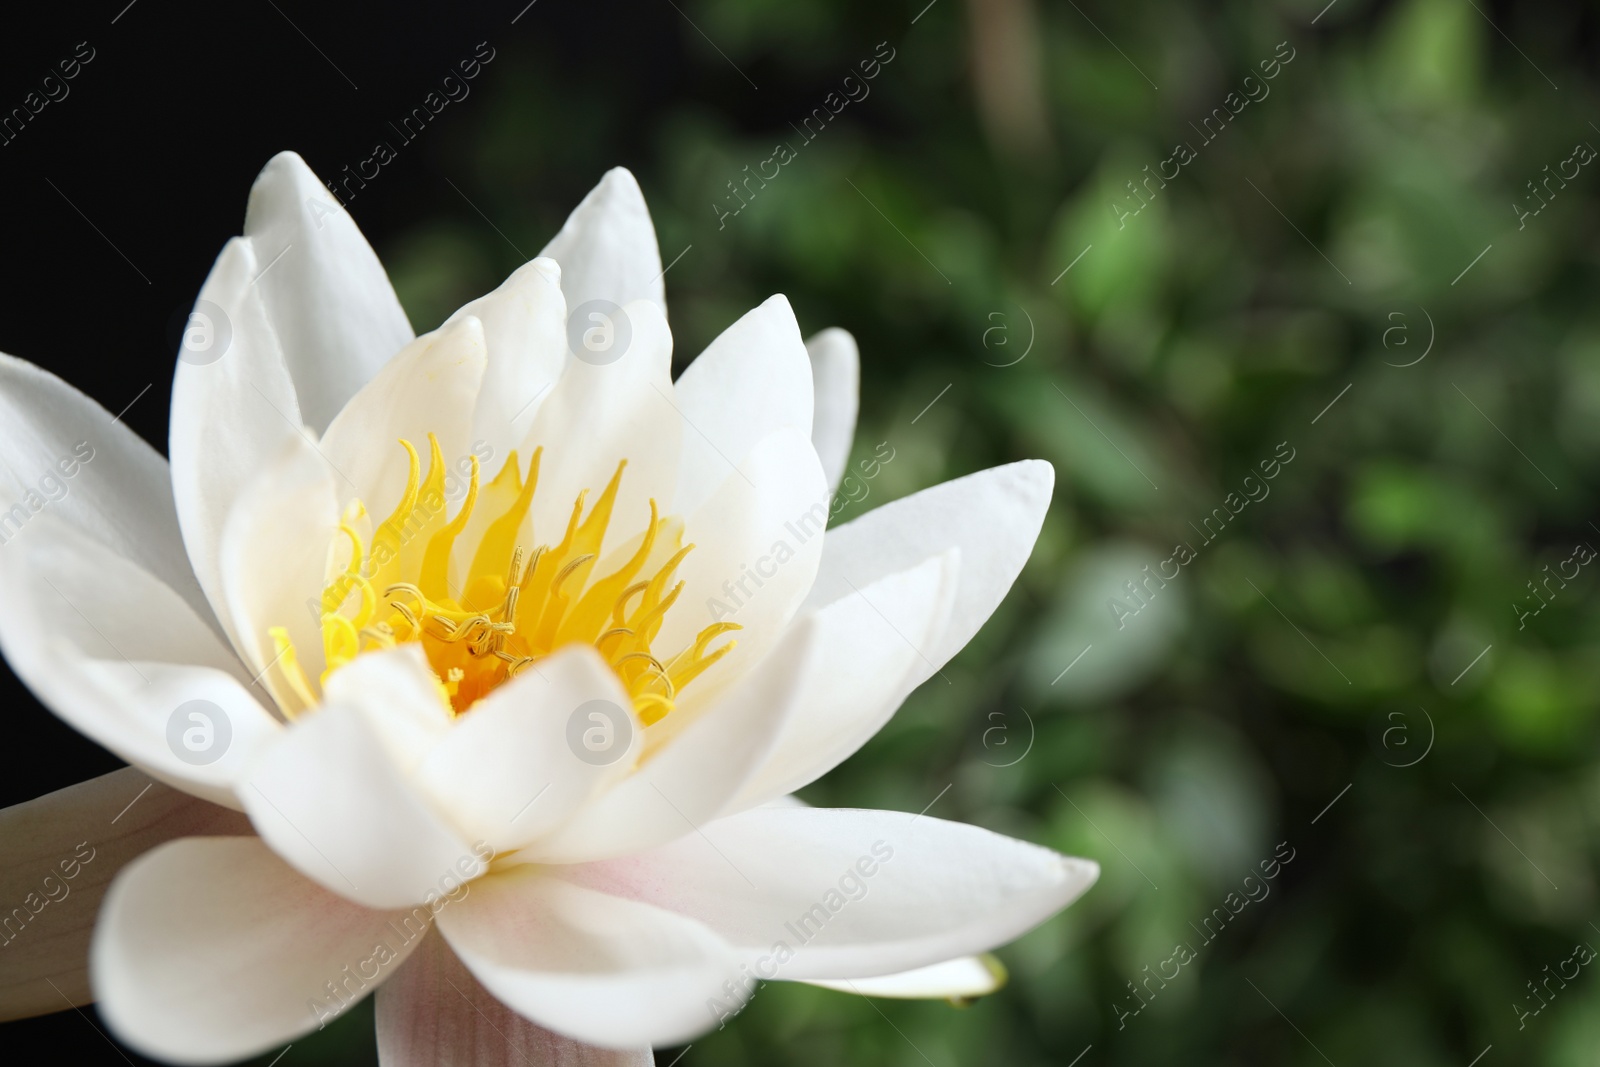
[324,0,1600,1063]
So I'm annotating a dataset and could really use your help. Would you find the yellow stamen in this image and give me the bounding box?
[467,449,542,602]
[370,439,421,593]
[421,451,480,602]
[269,626,319,718]
[633,693,674,726]
[271,438,737,724]
[668,621,742,691]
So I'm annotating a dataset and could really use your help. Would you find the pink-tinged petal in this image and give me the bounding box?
[564,806,1098,980]
[804,327,859,495]
[92,836,428,1065]
[0,352,211,626]
[438,866,741,1049]
[670,296,814,518]
[538,168,665,313]
[0,514,282,809]
[0,768,250,1022]
[804,459,1054,687]
[377,929,652,1067]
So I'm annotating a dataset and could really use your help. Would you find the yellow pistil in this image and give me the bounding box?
[271,435,738,722]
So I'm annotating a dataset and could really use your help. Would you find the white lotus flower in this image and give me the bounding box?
[0,152,1097,1065]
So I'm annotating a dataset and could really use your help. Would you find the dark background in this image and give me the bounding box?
[6,0,1600,1064]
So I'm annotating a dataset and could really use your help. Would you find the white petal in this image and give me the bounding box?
[438,867,741,1049]
[242,661,486,909]
[322,645,453,772]
[670,296,814,518]
[93,836,425,1065]
[173,152,413,646]
[0,767,250,1023]
[804,955,1006,999]
[320,314,489,519]
[804,328,859,494]
[445,257,569,456]
[804,460,1053,686]
[518,614,817,865]
[653,426,829,686]
[518,298,678,555]
[730,551,958,809]
[538,168,665,312]
[566,806,1098,980]
[0,515,280,809]
[170,236,303,649]
[377,929,653,1067]
[414,645,641,854]
[243,151,414,434]
[217,431,340,713]
[0,352,211,626]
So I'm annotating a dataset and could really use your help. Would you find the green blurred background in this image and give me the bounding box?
[10,0,1600,1063]
[371,0,1600,1064]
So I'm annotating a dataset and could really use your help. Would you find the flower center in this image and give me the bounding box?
[268,434,738,722]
